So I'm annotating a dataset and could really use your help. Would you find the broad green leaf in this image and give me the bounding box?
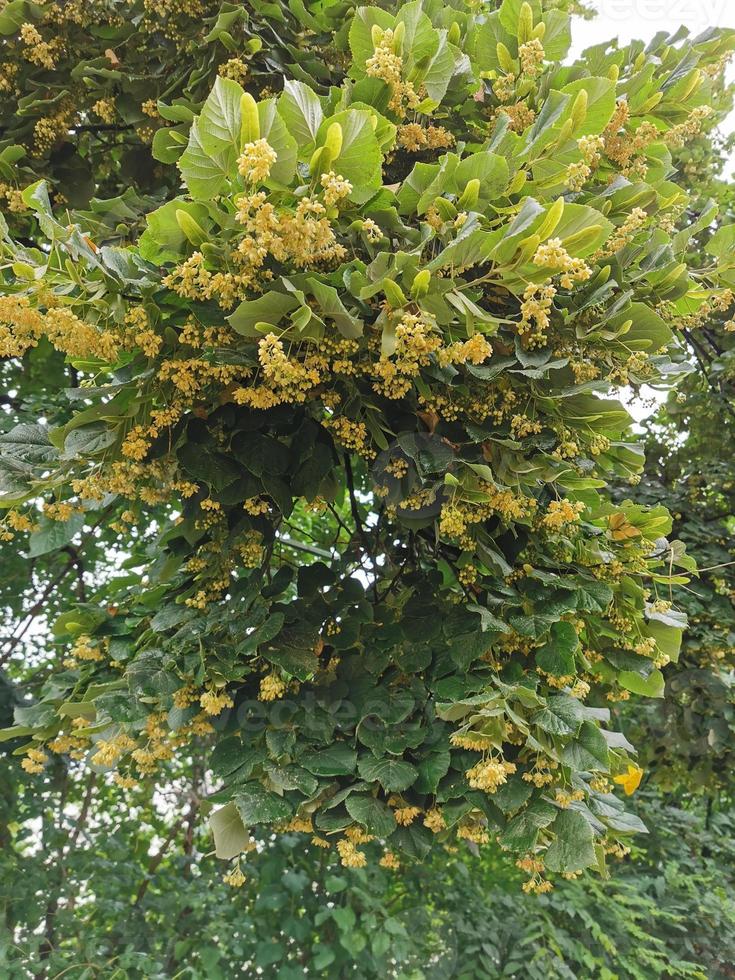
[535,621,579,677]
[278,80,324,152]
[562,721,610,772]
[357,755,418,791]
[498,0,541,36]
[234,785,293,825]
[560,77,617,136]
[28,513,85,558]
[228,291,300,336]
[315,109,382,199]
[258,99,298,186]
[545,809,597,873]
[345,794,397,836]
[178,118,231,200]
[306,277,363,338]
[198,76,243,156]
[301,743,357,776]
[139,199,211,264]
[210,801,250,859]
[619,668,665,698]
[348,6,395,73]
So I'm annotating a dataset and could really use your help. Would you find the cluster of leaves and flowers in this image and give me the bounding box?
[1,0,734,893]
[0,0,358,210]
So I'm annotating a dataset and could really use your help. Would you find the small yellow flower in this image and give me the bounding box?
[614,764,643,796]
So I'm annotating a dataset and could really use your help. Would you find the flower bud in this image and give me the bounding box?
[239,93,260,148]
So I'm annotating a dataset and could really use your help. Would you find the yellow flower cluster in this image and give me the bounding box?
[324,415,375,459]
[223,865,247,888]
[540,499,585,530]
[498,102,536,133]
[219,58,249,84]
[20,23,60,70]
[237,139,278,184]
[0,296,119,362]
[200,688,234,716]
[493,73,516,104]
[424,808,447,833]
[466,757,517,793]
[258,673,287,701]
[92,98,116,123]
[373,312,441,398]
[379,850,400,870]
[65,634,104,667]
[518,282,556,347]
[664,105,714,149]
[601,206,649,257]
[450,732,493,751]
[0,181,27,213]
[519,38,545,77]
[555,787,585,808]
[396,124,455,153]
[233,333,322,410]
[532,239,592,289]
[365,28,420,117]
[522,875,553,894]
[337,838,367,868]
[393,805,421,826]
[21,747,48,774]
[320,171,352,207]
[565,135,605,191]
[457,821,490,845]
[162,252,250,310]
[0,61,19,96]
[522,766,555,788]
[92,733,137,767]
[437,333,493,368]
[0,508,36,542]
[233,190,346,291]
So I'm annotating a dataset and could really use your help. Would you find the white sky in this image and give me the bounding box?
[572,0,734,50]
[572,1,735,422]
[572,0,735,166]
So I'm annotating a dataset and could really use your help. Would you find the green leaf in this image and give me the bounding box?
[357,756,418,792]
[554,203,614,257]
[0,1,31,36]
[198,76,243,156]
[500,800,557,851]
[139,200,212,263]
[306,277,363,338]
[348,6,395,72]
[315,109,383,200]
[151,127,188,165]
[301,743,357,776]
[560,77,617,136]
[535,621,579,677]
[345,794,397,836]
[618,668,665,699]
[646,621,682,665]
[178,118,232,200]
[562,720,610,772]
[209,801,250,859]
[258,99,298,186]
[278,80,324,152]
[28,513,85,558]
[414,750,451,794]
[545,809,597,873]
[227,291,300,336]
[499,0,541,35]
[234,785,293,825]
[541,9,572,60]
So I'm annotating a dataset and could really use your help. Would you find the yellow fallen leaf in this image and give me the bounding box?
[613,764,643,796]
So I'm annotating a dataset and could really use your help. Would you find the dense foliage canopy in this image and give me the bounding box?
[1,0,734,977]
